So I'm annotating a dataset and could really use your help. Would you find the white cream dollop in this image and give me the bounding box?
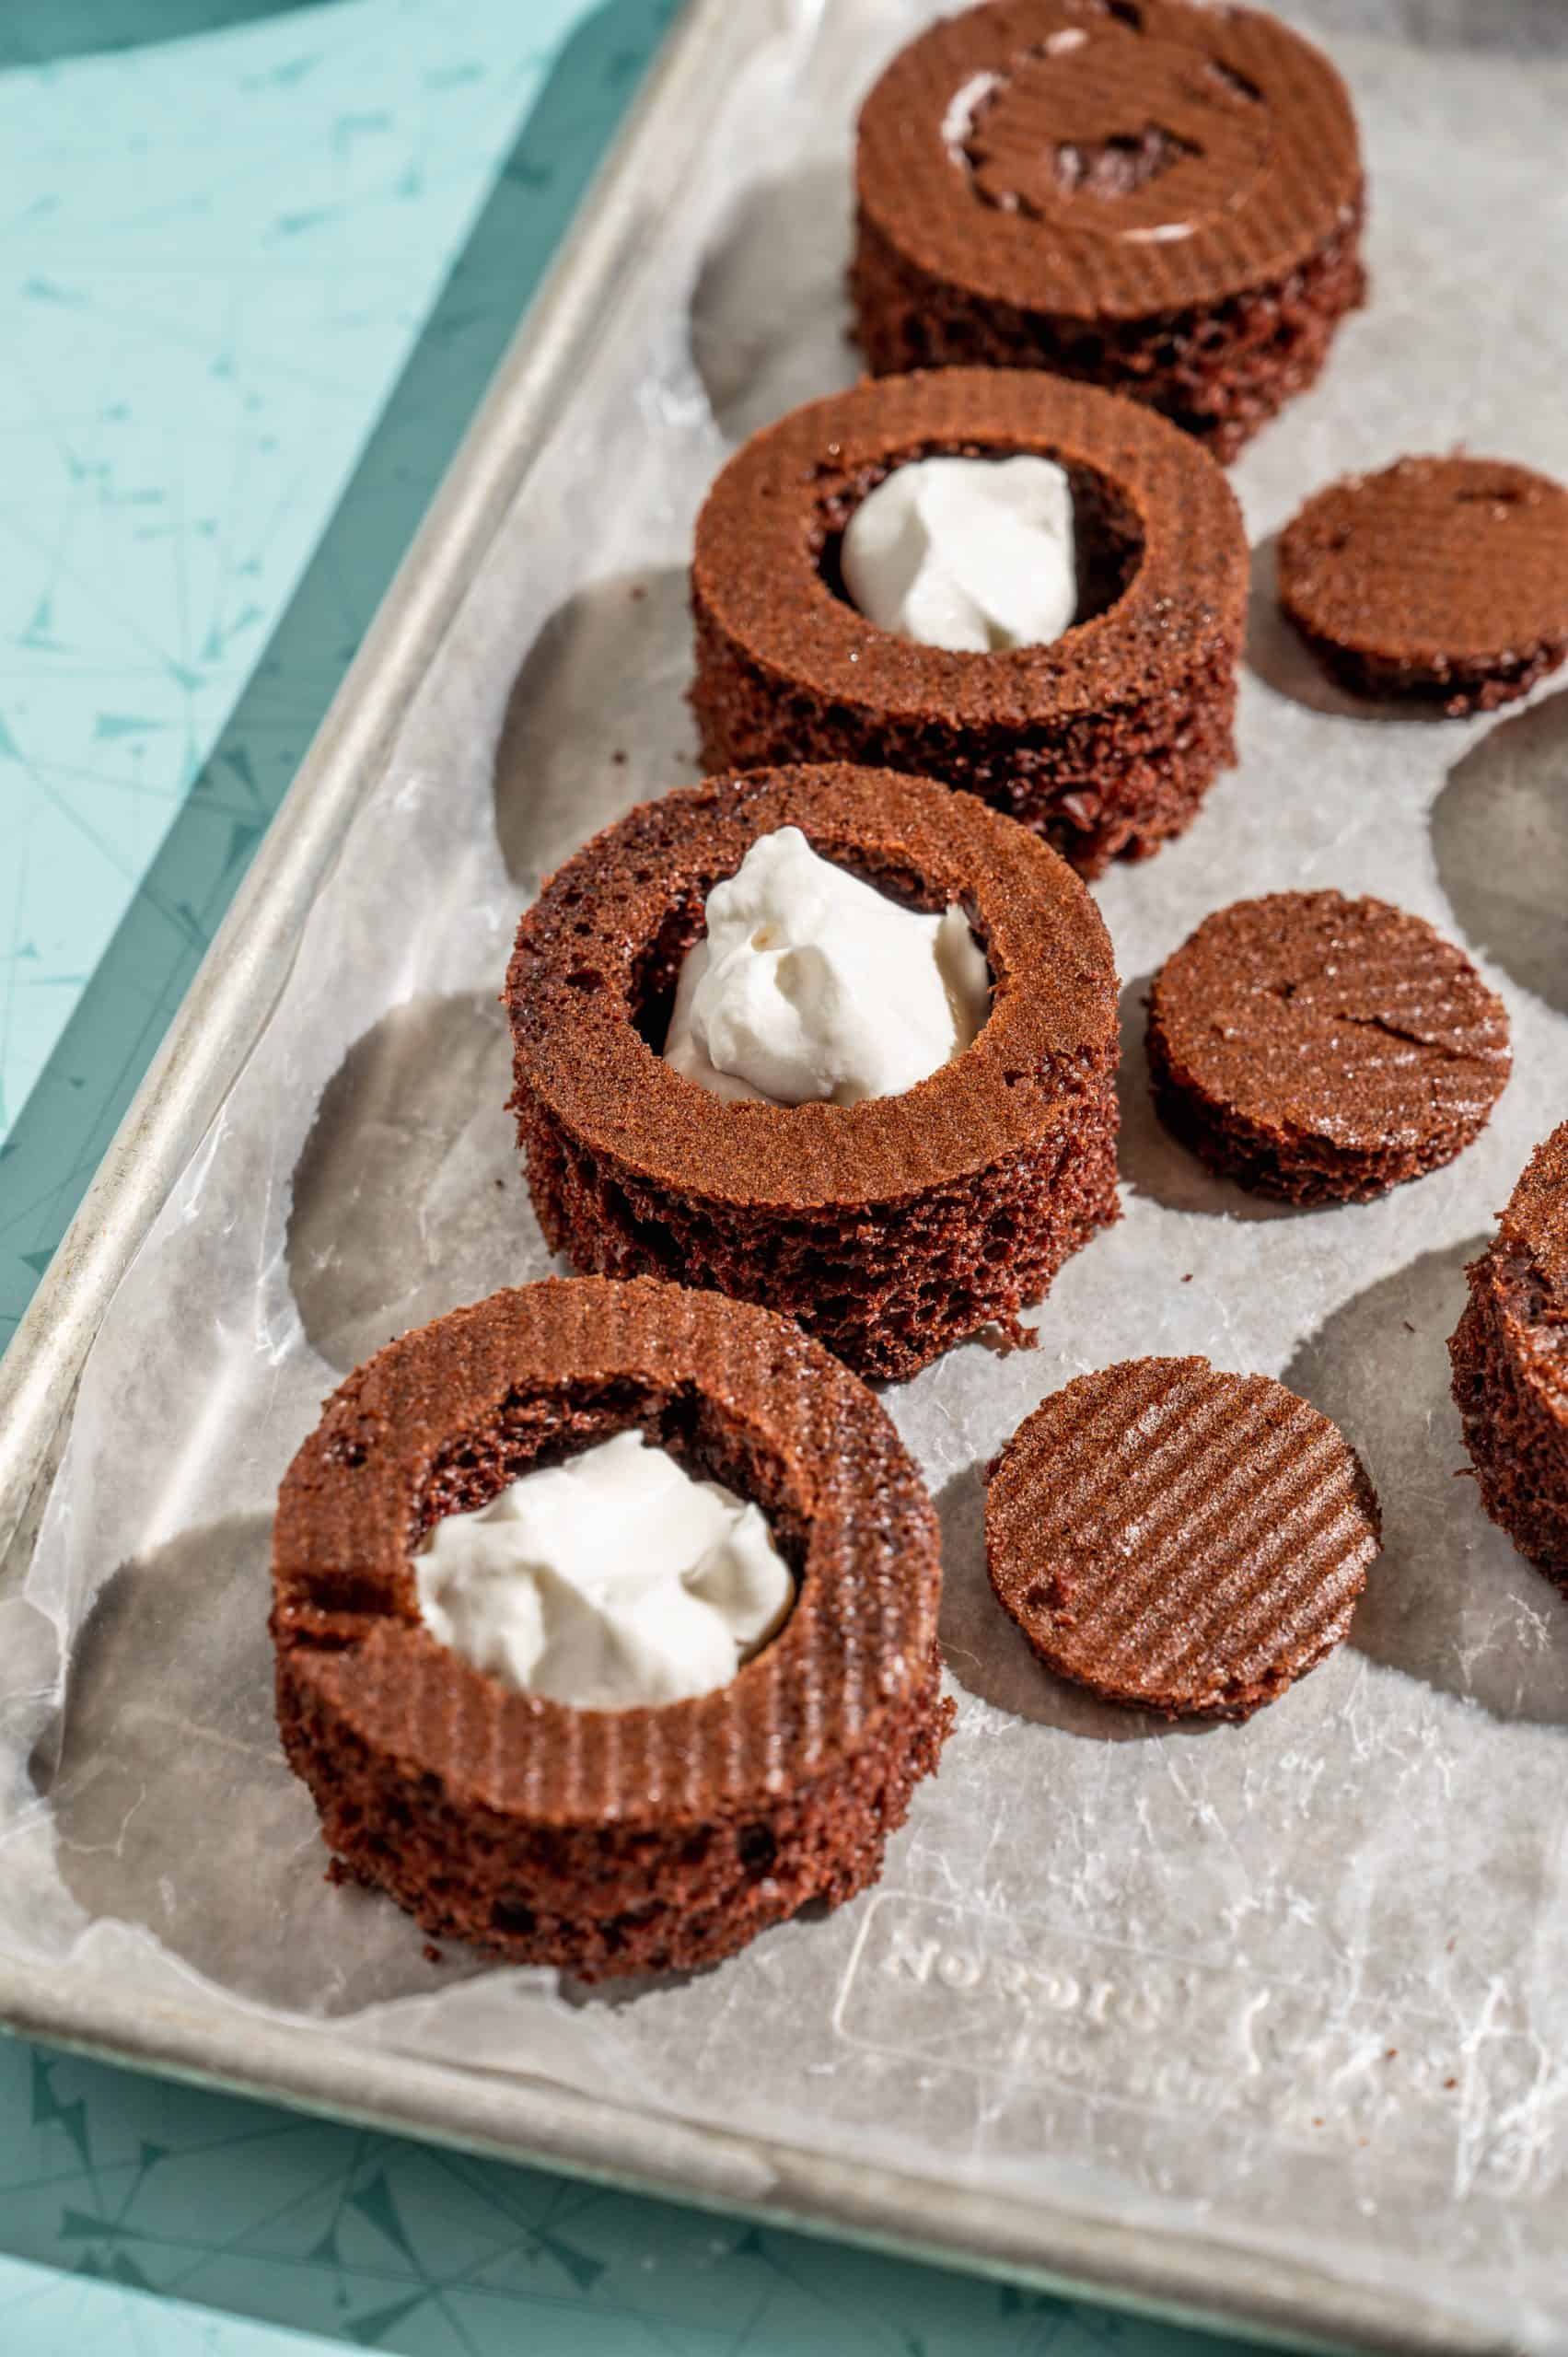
[413,1430,792,1711]
[662,826,990,1107]
[840,454,1076,654]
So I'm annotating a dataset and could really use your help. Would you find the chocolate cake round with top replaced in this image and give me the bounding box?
[987,1356,1382,1720]
[272,1276,953,1980]
[1450,1122,1568,1590]
[1278,457,1568,714]
[851,0,1366,460]
[1146,890,1511,1204]
[691,371,1248,877]
[506,764,1121,1381]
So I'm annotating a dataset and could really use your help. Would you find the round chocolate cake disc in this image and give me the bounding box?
[1146,889,1510,1203]
[1450,1120,1568,1589]
[1278,457,1568,714]
[986,1356,1382,1719]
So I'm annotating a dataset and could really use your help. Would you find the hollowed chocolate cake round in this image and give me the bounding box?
[1450,1123,1568,1592]
[690,371,1248,877]
[505,764,1121,1381]
[850,0,1366,459]
[272,1276,953,1980]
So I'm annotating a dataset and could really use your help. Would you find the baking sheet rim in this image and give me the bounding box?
[0,1954,1480,2357]
[0,5,1514,2349]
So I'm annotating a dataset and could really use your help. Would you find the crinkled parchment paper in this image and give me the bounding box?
[6,1,1568,2341]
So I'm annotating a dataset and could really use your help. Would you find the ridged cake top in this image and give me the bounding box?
[1149,890,1511,1158]
[987,1355,1381,1718]
[692,371,1247,725]
[1280,458,1568,668]
[855,0,1362,321]
[273,1277,942,1829]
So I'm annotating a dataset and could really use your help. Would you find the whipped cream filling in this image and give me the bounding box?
[840,453,1077,654]
[663,826,990,1107]
[413,1429,792,1711]
[940,68,1001,157]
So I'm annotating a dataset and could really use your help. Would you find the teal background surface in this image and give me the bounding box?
[0,4,1286,2352]
[0,0,675,1344]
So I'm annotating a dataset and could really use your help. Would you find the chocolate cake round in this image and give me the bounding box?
[1450,1123,1568,1591]
[1146,890,1511,1204]
[987,1356,1381,1719]
[690,372,1247,877]
[506,764,1121,1381]
[851,0,1365,460]
[1278,457,1568,714]
[272,1276,953,1980]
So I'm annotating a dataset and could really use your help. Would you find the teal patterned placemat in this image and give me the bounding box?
[0,4,1285,2353]
[0,0,674,1345]
[0,2253,338,2357]
[0,2038,1243,2357]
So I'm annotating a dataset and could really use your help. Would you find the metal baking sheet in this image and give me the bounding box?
[5,3,1568,2350]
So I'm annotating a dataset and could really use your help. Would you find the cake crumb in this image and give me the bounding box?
[973,1315,1039,1359]
[423,1943,443,1966]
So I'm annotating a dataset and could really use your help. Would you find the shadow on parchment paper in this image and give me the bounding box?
[1245,534,1451,726]
[494,566,697,894]
[32,1515,477,2014]
[1283,1237,1568,1727]
[689,160,858,447]
[557,1953,716,2013]
[1114,972,1310,1224]
[287,992,554,1375]
[935,1465,1184,1743]
[1432,686,1568,1016]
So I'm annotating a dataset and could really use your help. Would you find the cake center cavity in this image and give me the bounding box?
[840,454,1076,654]
[413,1429,792,1711]
[663,826,990,1107]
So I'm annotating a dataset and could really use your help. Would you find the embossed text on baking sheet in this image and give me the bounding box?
[833,1893,1547,2200]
